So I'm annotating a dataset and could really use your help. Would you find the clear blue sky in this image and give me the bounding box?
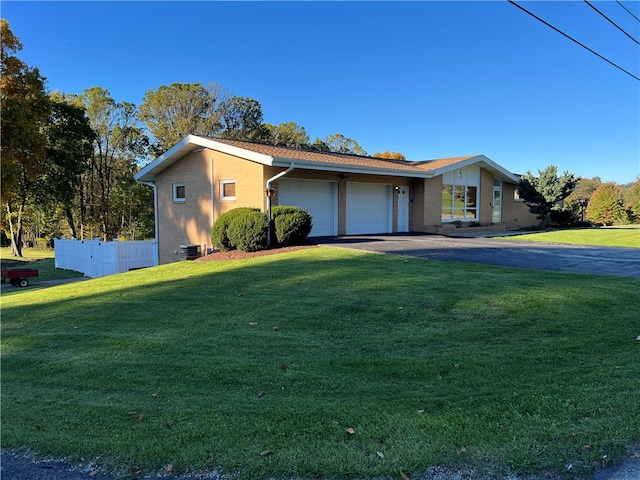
[3,1,639,184]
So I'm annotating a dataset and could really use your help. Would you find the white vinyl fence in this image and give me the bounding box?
[54,238,158,278]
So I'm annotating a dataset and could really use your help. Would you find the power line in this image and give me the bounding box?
[508,0,640,82]
[616,1,640,23]
[584,0,640,45]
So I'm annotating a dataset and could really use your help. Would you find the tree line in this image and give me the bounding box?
[1,20,404,257]
[517,165,640,228]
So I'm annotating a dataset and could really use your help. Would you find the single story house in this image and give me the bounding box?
[135,135,538,264]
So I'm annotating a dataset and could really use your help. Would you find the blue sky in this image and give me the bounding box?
[3,1,639,184]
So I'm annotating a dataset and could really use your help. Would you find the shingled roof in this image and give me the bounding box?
[135,135,519,183]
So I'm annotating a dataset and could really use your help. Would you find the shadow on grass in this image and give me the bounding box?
[2,248,639,478]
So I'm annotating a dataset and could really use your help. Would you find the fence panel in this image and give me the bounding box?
[54,239,157,278]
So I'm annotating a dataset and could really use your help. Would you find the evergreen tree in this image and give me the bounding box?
[517,165,579,226]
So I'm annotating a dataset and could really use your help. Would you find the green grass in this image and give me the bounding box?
[501,225,640,248]
[2,247,639,479]
[1,247,84,283]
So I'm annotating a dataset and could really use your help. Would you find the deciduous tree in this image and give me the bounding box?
[565,176,602,222]
[373,151,406,160]
[138,82,229,153]
[220,96,269,142]
[587,182,627,225]
[40,93,96,238]
[516,165,579,226]
[623,177,640,223]
[79,87,149,240]
[321,133,367,155]
[1,19,50,256]
[265,122,310,148]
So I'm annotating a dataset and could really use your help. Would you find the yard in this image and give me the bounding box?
[0,247,84,283]
[1,246,639,479]
[500,225,640,248]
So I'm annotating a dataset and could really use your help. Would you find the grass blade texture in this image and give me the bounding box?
[2,247,639,479]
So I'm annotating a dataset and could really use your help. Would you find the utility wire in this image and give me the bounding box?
[584,0,640,45]
[508,0,640,81]
[616,0,640,23]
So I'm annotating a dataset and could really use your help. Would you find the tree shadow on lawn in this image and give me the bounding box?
[2,248,640,478]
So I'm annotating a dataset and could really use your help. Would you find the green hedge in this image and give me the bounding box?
[227,210,269,252]
[211,207,260,252]
[272,206,313,246]
[211,206,313,253]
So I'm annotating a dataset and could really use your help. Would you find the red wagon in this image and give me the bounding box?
[1,268,39,287]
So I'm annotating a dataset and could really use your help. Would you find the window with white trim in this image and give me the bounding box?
[220,179,236,200]
[173,183,186,202]
[442,185,478,221]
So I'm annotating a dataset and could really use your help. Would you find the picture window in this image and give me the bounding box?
[442,185,477,221]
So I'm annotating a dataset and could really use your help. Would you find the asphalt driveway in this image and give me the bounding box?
[320,233,640,278]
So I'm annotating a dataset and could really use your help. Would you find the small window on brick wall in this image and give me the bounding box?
[220,180,236,200]
[173,183,186,202]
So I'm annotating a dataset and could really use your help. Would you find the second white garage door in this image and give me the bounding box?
[277,179,337,237]
[346,183,393,235]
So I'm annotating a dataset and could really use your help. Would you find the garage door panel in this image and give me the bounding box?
[346,183,392,235]
[278,180,337,237]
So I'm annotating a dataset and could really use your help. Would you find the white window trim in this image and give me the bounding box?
[173,183,186,203]
[442,185,479,222]
[220,179,236,201]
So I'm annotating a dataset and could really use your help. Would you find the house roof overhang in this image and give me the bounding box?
[135,135,521,184]
[135,135,274,183]
[420,154,521,184]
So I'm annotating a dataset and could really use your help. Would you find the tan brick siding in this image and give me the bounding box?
[154,151,540,263]
[502,183,539,229]
[156,150,266,264]
[272,171,412,235]
[423,176,443,229]
[156,151,214,264]
[479,170,494,223]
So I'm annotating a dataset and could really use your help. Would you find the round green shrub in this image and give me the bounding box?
[227,210,269,252]
[272,205,313,246]
[211,207,260,251]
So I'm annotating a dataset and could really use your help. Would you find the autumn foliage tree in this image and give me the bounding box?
[623,177,640,223]
[373,151,406,160]
[1,19,50,256]
[586,182,627,226]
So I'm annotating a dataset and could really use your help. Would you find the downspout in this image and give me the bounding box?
[210,156,215,254]
[266,163,294,248]
[139,180,159,266]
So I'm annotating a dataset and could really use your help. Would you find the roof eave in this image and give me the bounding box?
[135,135,275,183]
[272,157,428,178]
[428,155,520,183]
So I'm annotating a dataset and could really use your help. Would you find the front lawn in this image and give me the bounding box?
[501,225,640,248]
[1,247,639,479]
[1,247,83,283]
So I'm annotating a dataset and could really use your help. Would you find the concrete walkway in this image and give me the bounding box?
[320,233,640,278]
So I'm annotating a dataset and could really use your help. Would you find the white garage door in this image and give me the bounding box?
[346,183,393,235]
[278,179,337,237]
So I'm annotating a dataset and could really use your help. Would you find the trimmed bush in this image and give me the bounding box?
[227,210,268,252]
[272,205,313,246]
[211,207,260,251]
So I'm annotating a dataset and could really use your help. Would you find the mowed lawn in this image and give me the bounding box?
[2,247,639,479]
[1,247,84,283]
[501,225,640,248]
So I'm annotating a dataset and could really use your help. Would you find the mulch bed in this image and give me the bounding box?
[194,244,317,261]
